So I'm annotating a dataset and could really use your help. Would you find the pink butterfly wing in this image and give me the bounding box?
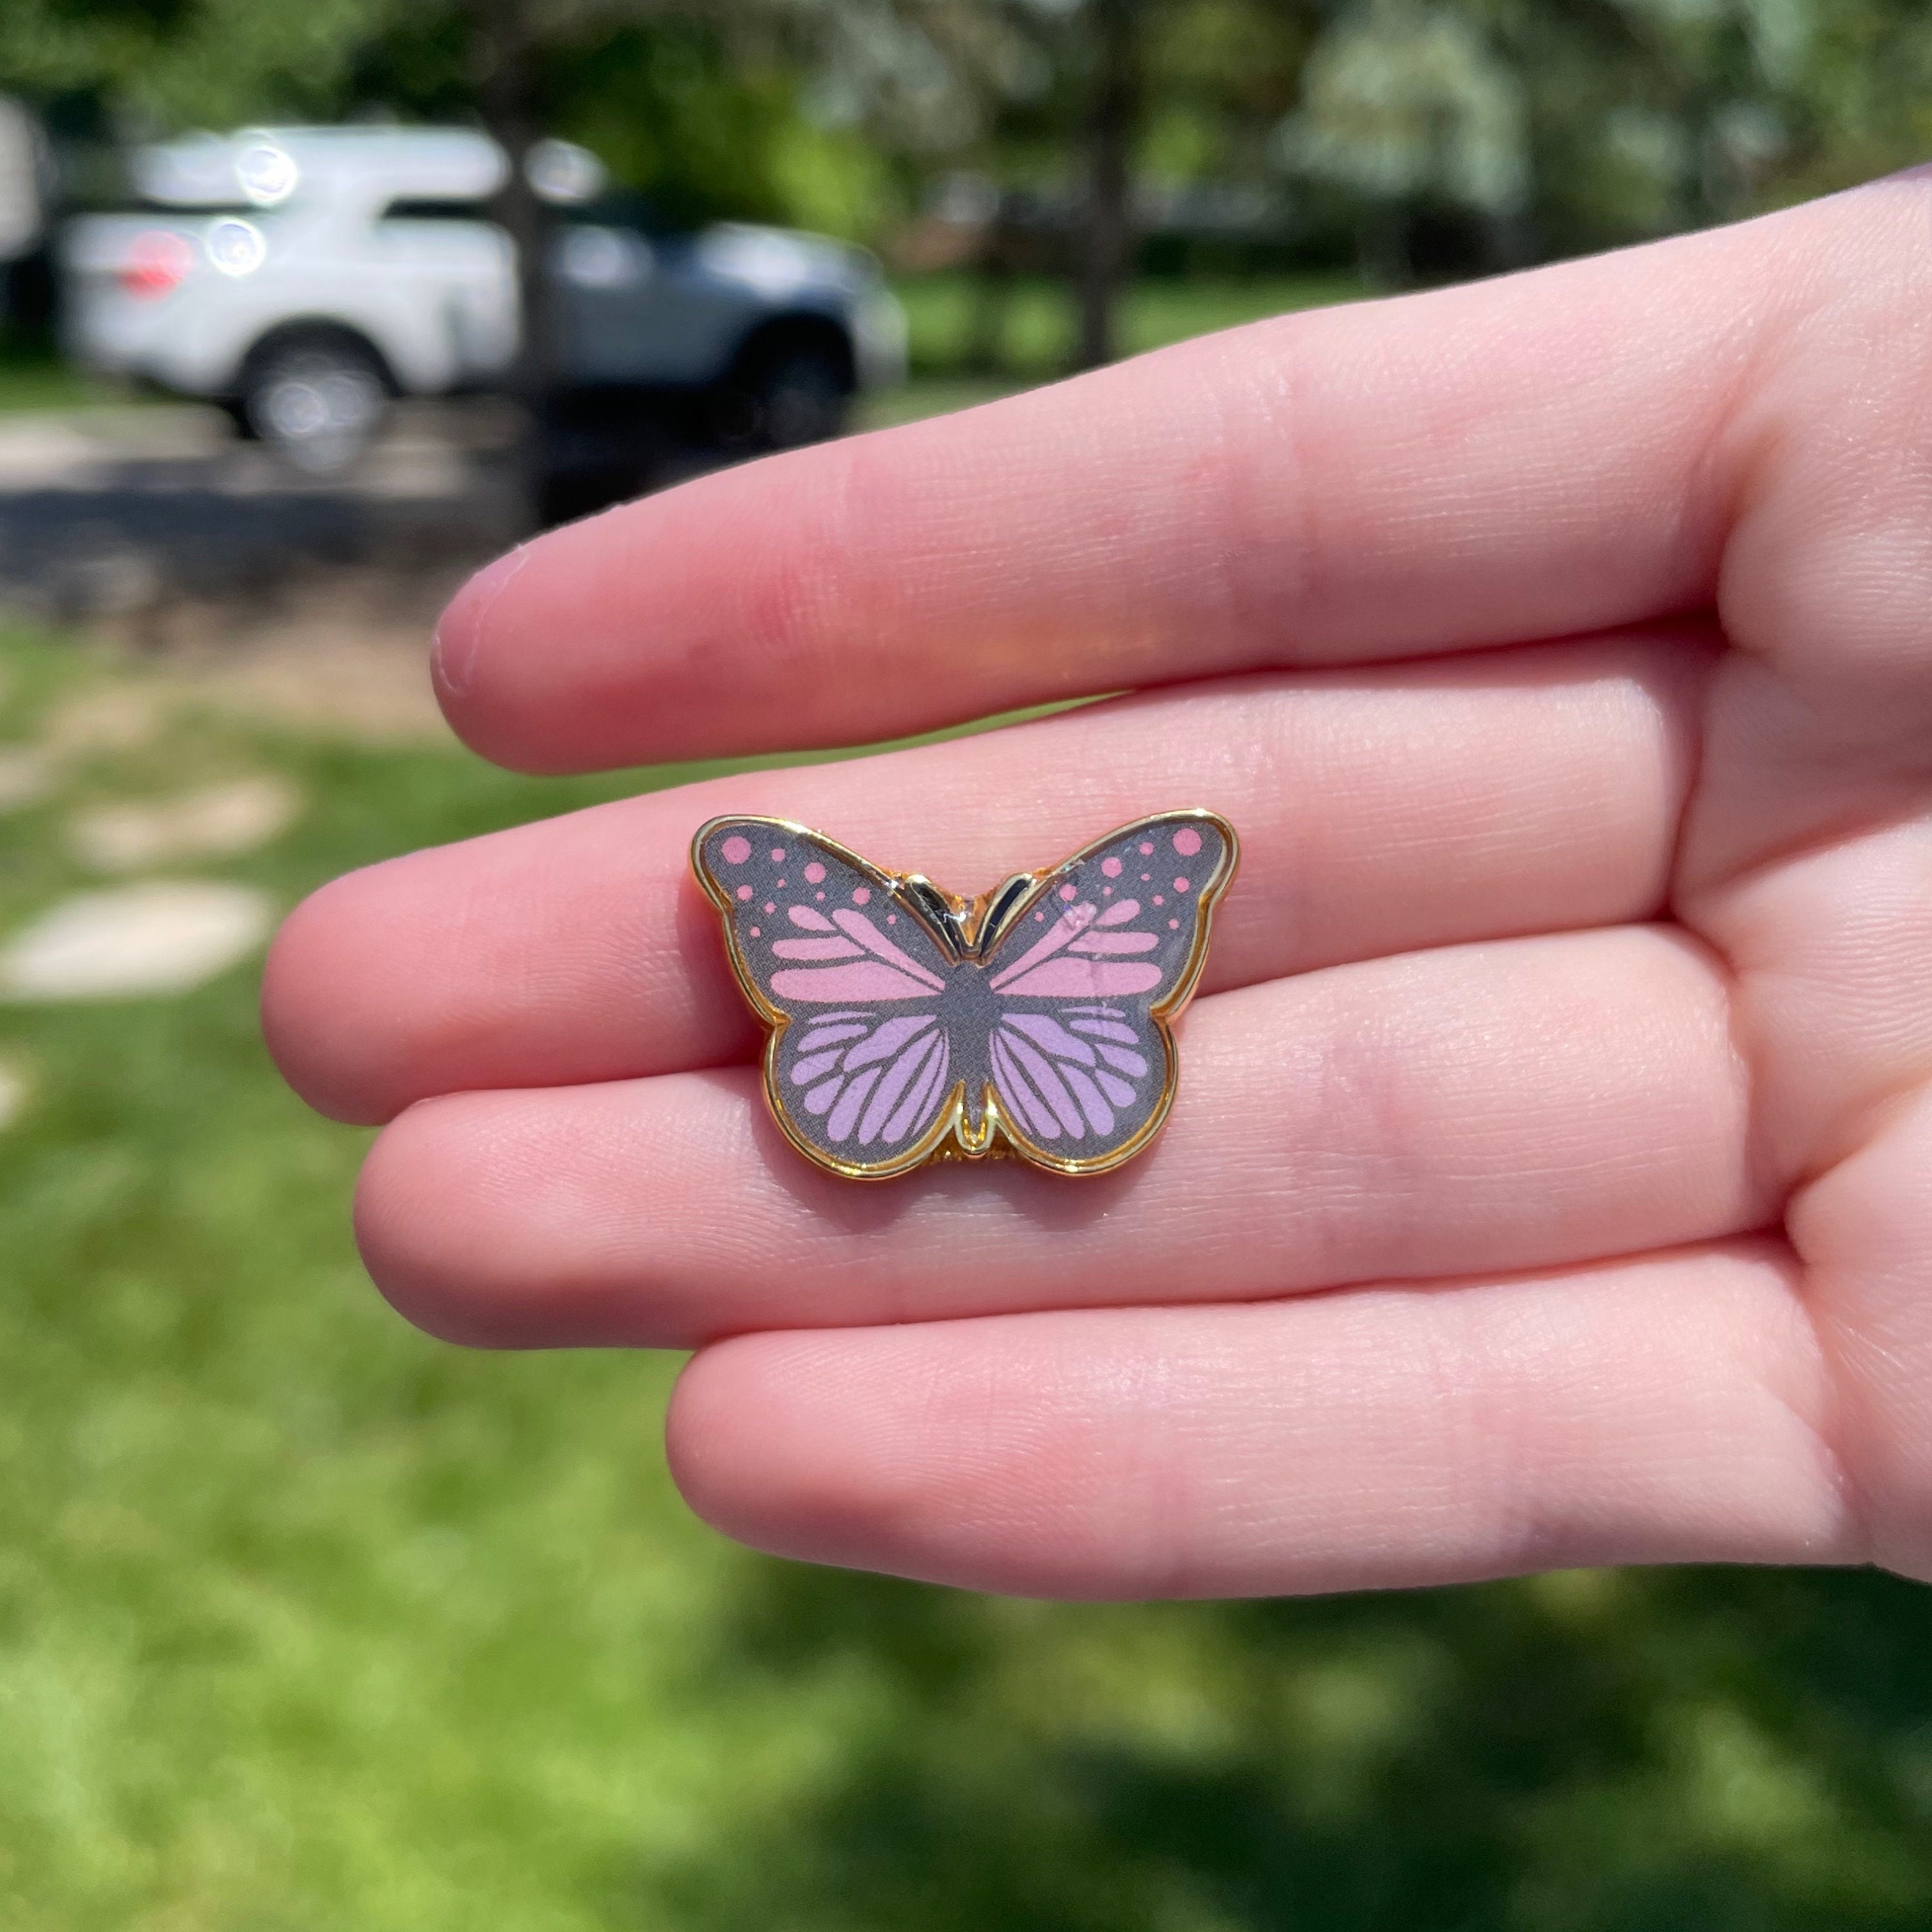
[695,819,960,1171]
[982,813,1234,1167]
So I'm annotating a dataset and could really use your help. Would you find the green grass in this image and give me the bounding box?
[891,270,1367,381]
[0,346,138,413]
[5,621,1932,1929]
[859,273,1368,428]
[856,375,1024,431]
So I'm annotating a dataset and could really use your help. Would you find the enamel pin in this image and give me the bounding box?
[692,811,1238,1179]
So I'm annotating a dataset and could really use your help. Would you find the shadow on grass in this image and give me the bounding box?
[623,1562,1932,1932]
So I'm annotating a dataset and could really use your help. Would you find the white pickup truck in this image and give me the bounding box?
[60,126,907,492]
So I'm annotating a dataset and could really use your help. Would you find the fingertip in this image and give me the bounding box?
[261,873,392,1126]
[668,1336,819,1544]
[665,1325,1121,1594]
[431,539,539,756]
[663,1341,744,1524]
[430,469,815,773]
[667,1333,915,1573]
[353,1099,506,1347]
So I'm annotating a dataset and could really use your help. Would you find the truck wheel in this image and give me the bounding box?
[241,335,386,475]
[724,343,850,451]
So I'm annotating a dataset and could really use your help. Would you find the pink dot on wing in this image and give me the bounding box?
[750,927,761,937]
[853,887,871,904]
[1101,857,1122,877]
[737,884,753,900]
[721,835,751,864]
[1139,842,1153,855]
[1059,884,1077,900]
[770,848,785,862]
[1168,918,1179,929]
[764,902,775,913]
[804,862,826,883]
[1175,876,1189,891]
[1173,828,1202,857]
[1153,895,1164,906]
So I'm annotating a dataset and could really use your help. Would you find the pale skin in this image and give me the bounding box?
[263,175,1932,1600]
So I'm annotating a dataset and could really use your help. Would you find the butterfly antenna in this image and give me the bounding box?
[898,876,970,961]
[970,874,1039,958]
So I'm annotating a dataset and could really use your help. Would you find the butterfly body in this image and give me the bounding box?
[692,811,1237,1179]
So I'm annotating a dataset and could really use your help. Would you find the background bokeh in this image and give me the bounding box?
[5,4,1932,1927]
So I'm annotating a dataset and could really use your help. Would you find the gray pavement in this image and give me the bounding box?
[0,401,531,634]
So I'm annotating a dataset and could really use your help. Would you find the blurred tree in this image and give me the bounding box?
[807,0,1321,364]
[0,0,889,240]
[0,0,393,131]
[1271,0,1932,278]
[1773,0,1932,202]
[1276,0,1527,284]
[1486,0,1801,260]
[10,0,1932,261]
[799,0,1083,345]
[10,0,1932,352]
[1140,0,1316,207]
[1075,0,1142,366]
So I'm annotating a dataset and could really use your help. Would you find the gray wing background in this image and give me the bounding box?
[979,813,1233,1168]
[697,820,959,1168]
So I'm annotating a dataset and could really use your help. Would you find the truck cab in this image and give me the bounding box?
[61,127,906,491]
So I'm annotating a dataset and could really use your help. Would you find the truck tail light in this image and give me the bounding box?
[120,231,194,299]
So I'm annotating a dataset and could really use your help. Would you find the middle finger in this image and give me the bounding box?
[267,630,1709,1124]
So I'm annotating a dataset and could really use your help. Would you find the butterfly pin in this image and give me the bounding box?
[692,811,1238,1179]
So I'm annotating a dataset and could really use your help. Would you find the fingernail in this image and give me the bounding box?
[432,543,532,700]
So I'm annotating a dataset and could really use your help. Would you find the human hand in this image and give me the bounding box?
[263,176,1932,1599]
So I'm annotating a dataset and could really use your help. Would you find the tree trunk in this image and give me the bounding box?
[965,191,1016,376]
[473,0,548,516]
[1074,0,1140,372]
[1357,201,1412,290]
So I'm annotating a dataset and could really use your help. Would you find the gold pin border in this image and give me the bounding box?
[690,810,1240,1180]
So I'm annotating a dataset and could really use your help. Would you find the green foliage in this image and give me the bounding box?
[1759,0,1932,203]
[8,0,1932,261]
[545,20,895,235]
[0,0,396,129]
[1283,0,1530,216]
[0,0,896,239]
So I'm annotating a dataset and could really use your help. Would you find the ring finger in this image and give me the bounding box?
[355,923,1764,1347]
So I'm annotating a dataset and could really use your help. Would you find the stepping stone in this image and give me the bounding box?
[0,746,53,814]
[0,881,273,1001]
[68,775,301,872]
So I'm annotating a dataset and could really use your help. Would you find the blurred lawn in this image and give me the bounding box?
[890,270,1367,382]
[5,621,1932,1929]
[0,346,130,413]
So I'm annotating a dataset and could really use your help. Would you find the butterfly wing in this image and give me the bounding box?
[693,817,961,1177]
[979,811,1236,1175]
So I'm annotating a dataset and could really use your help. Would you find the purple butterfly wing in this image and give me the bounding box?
[981,812,1235,1171]
[694,817,960,1174]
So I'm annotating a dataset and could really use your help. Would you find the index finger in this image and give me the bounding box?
[431,182,1899,773]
